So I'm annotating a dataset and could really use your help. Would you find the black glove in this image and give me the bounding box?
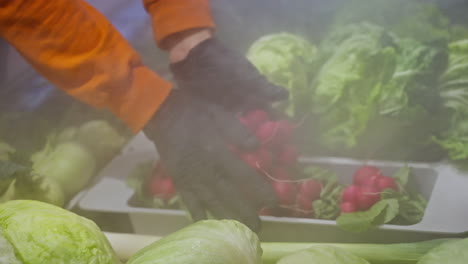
[144,89,277,232]
[170,38,288,112]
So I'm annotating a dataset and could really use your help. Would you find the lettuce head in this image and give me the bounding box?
[247,33,317,117]
[128,219,262,264]
[0,200,120,264]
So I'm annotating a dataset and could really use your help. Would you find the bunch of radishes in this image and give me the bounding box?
[340,165,398,214]
[235,110,323,217]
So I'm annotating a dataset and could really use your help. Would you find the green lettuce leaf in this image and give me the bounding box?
[332,0,450,43]
[277,246,370,264]
[247,33,317,117]
[128,220,262,264]
[0,200,120,264]
[436,39,468,160]
[312,23,397,149]
[417,238,468,264]
[336,199,399,232]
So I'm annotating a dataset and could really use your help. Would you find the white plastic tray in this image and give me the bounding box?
[78,133,468,243]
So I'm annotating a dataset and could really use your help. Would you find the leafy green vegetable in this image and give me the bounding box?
[440,40,468,112]
[312,22,397,148]
[380,167,427,225]
[247,33,317,117]
[332,0,451,43]
[277,246,370,264]
[0,160,65,206]
[128,220,262,264]
[0,160,25,194]
[31,141,96,197]
[76,120,126,164]
[436,39,468,161]
[0,200,120,264]
[378,38,447,116]
[308,21,448,160]
[312,179,343,220]
[397,194,428,225]
[393,166,410,186]
[0,228,22,264]
[417,238,468,264]
[262,239,455,264]
[336,199,399,232]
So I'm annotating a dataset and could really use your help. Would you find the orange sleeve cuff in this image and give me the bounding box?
[143,0,215,47]
[0,0,172,133]
[112,67,172,133]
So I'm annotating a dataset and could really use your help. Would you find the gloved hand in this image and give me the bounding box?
[144,89,277,232]
[170,38,288,111]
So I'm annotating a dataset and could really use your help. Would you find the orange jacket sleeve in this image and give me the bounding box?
[143,0,215,48]
[0,0,172,133]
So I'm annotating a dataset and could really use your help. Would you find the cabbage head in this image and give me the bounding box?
[128,220,262,264]
[31,141,96,197]
[0,200,120,264]
[247,33,317,117]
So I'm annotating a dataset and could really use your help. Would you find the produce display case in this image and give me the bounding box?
[78,133,468,243]
[2,0,468,247]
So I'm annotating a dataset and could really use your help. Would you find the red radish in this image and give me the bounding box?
[239,117,257,132]
[296,195,313,211]
[272,181,296,205]
[255,121,278,144]
[340,201,358,213]
[152,162,169,179]
[341,185,361,203]
[353,166,382,186]
[278,144,299,166]
[243,110,269,130]
[270,167,291,181]
[241,153,260,169]
[276,120,294,142]
[356,185,381,210]
[297,179,322,202]
[377,176,398,191]
[256,148,273,170]
[294,196,314,218]
[240,149,273,171]
[148,177,176,201]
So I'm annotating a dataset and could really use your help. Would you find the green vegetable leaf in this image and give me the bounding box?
[337,199,399,232]
[436,39,468,161]
[277,246,370,264]
[247,33,317,117]
[417,238,468,264]
[0,200,120,264]
[31,141,96,197]
[128,220,262,264]
[392,166,411,187]
[398,194,428,225]
[312,180,343,220]
[333,0,450,43]
[0,160,65,207]
[312,22,397,149]
[0,160,29,194]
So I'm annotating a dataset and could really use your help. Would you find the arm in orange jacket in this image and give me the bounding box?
[0,0,214,133]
